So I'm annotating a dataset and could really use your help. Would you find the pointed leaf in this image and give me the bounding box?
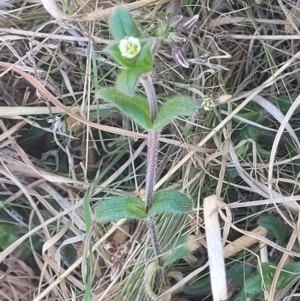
[260,262,276,289]
[110,7,142,40]
[94,196,147,223]
[229,263,253,287]
[152,96,196,131]
[182,276,212,296]
[163,235,199,266]
[116,65,152,95]
[244,262,300,294]
[116,68,140,95]
[96,87,152,130]
[135,40,153,67]
[233,289,258,301]
[148,190,193,215]
[258,214,291,245]
[274,262,300,290]
[172,47,189,68]
[244,275,264,294]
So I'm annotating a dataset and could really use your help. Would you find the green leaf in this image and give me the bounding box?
[148,190,193,215]
[135,40,153,68]
[117,65,151,95]
[235,141,250,158]
[256,145,270,158]
[229,263,257,301]
[245,262,300,294]
[94,196,147,223]
[110,7,142,40]
[258,214,291,245]
[276,262,300,290]
[244,275,264,294]
[238,110,262,123]
[270,96,297,114]
[182,276,211,296]
[152,96,196,131]
[96,87,152,130]
[260,263,277,289]
[229,263,253,287]
[233,289,259,301]
[163,235,199,266]
[116,69,139,95]
[0,223,19,250]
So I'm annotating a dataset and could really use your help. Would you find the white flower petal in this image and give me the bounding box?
[118,36,141,59]
[201,98,215,111]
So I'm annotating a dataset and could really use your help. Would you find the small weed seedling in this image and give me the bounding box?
[94,7,197,280]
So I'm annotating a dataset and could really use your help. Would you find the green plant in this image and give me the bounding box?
[244,262,300,296]
[258,214,291,245]
[94,6,196,276]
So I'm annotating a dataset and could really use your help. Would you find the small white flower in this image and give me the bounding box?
[118,37,141,59]
[201,98,215,111]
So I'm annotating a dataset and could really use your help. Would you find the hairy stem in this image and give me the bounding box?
[140,74,159,210]
[140,75,157,122]
[140,75,164,272]
[145,130,158,209]
[147,217,164,268]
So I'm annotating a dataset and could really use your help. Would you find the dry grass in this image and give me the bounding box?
[1,0,300,300]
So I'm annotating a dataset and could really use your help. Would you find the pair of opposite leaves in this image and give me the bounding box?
[97,7,197,131]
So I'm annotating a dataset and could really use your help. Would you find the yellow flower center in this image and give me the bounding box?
[126,42,139,56]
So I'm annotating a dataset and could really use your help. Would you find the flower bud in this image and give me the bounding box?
[180,15,199,31]
[169,15,183,28]
[166,0,182,16]
[172,47,189,68]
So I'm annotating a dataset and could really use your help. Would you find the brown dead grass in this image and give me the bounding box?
[1,0,300,301]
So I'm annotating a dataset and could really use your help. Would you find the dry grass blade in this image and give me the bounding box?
[41,0,165,21]
[0,198,86,263]
[268,94,300,196]
[156,49,300,190]
[3,1,300,300]
[0,61,143,138]
[204,195,227,301]
[253,95,300,150]
[0,62,213,153]
[223,226,268,258]
[156,262,210,300]
[269,228,298,301]
[32,220,124,301]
